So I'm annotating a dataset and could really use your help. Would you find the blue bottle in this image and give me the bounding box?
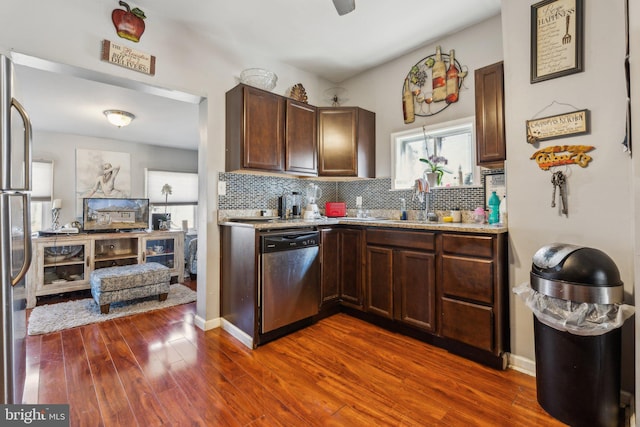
[488,191,500,225]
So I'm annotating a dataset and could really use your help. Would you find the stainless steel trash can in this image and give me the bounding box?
[530,244,624,427]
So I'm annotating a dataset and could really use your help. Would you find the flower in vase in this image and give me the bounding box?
[419,155,452,186]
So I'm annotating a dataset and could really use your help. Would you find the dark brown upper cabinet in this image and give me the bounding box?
[226,84,285,172]
[317,107,375,178]
[285,99,317,176]
[475,62,506,168]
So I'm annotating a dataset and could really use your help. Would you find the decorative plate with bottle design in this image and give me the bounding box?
[289,83,308,103]
[402,48,467,119]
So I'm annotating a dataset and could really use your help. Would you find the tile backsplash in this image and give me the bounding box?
[218,171,502,214]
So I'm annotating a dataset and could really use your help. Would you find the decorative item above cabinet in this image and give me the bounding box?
[317,107,375,178]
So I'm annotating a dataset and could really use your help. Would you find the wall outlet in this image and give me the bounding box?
[356,196,362,206]
[218,181,226,196]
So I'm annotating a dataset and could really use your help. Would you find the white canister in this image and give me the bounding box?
[451,209,462,223]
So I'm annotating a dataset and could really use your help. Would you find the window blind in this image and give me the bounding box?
[32,161,53,201]
[146,170,198,204]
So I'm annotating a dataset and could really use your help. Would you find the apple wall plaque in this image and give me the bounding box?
[112,1,146,43]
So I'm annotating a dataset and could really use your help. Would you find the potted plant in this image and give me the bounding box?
[419,155,451,187]
[161,183,172,213]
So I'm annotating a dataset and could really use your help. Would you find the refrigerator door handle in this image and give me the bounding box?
[11,97,32,191]
[11,193,31,286]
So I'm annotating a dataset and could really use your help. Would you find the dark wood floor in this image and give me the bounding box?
[23,290,566,427]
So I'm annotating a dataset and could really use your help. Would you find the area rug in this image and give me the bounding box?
[28,284,197,336]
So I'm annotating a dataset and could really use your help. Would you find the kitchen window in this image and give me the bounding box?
[145,170,198,230]
[30,160,53,232]
[390,117,479,190]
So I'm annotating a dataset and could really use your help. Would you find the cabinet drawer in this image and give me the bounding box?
[442,234,493,258]
[442,255,494,304]
[441,297,493,352]
[366,229,435,251]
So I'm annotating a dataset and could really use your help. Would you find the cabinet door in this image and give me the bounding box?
[143,236,177,272]
[475,62,505,168]
[286,99,317,175]
[36,241,91,296]
[320,228,340,307]
[318,108,357,176]
[226,85,285,172]
[395,249,436,332]
[340,228,363,308]
[244,87,285,171]
[365,245,393,318]
[356,108,376,178]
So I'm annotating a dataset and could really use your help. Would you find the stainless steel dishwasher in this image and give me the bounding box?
[259,229,320,334]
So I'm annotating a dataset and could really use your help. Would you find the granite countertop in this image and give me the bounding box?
[219,216,507,234]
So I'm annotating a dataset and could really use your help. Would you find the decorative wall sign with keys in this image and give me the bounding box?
[530,144,594,170]
[530,144,594,217]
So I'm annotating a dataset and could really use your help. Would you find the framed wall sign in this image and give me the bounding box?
[526,109,590,143]
[530,0,584,83]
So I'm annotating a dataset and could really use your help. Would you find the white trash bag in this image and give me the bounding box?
[513,282,635,336]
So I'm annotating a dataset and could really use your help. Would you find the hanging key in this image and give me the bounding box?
[556,171,568,215]
[550,171,560,208]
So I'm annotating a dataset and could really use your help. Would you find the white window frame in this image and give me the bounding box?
[390,116,480,190]
[145,169,198,230]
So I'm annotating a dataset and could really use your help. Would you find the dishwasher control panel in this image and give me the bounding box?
[260,231,319,253]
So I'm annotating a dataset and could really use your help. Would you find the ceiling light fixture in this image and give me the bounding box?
[103,109,135,127]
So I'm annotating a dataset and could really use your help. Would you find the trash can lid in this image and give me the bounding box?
[530,243,623,304]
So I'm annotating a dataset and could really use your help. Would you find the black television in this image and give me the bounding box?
[83,198,150,232]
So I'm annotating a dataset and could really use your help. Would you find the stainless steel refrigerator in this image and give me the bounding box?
[1,53,33,404]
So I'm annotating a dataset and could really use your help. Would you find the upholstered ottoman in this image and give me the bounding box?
[90,262,171,314]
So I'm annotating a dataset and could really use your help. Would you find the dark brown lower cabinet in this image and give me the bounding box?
[323,226,507,369]
[339,228,363,308]
[320,228,340,307]
[365,246,393,318]
[395,249,436,332]
[320,227,363,310]
[365,229,436,333]
[441,297,494,352]
[439,233,508,362]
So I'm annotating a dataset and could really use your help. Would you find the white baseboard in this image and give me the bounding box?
[221,319,254,349]
[194,314,221,331]
[507,353,536,376]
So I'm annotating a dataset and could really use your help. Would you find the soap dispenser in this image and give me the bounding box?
[400,198,407,220]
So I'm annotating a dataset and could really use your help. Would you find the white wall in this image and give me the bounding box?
[0,0,333,326]
[33,131,198,226]
[501,0,633,373]
[342,15,504,177]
